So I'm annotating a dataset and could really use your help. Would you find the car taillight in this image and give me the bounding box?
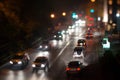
[77,68,81,71]
[84,43,85,45]
[66,67,70,71]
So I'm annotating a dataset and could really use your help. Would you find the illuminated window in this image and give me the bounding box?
[109,9,112,14]
[109,0,112,5]
[117,0,120,4]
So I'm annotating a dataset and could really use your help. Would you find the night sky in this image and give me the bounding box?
[22,0,89,15]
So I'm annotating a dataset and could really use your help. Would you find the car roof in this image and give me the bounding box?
[15,52,26,56]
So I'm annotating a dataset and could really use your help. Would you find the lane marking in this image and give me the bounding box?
[50,40,71,67]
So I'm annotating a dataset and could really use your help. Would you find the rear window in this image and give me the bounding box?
[102,40,107,44]
[78,40,85,43]
[68,61,80,68]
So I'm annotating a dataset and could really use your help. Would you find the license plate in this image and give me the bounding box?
[70,68,76,71]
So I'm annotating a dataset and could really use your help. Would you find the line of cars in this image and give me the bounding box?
[9,51,50,72]
[8,30,87,75]
[8,31,64,72]
[65,38,87,78]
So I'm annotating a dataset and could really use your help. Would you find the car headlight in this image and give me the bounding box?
[59,36,62,38]
[45,46,48,49]
[10,61,13,64]
[18,61,22,64]
[32,64,36,67]
[41,64,45,68]
[39,45,42,48]
[54,35,56,38]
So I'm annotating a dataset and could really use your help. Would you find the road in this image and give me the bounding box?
[0,26,119,80]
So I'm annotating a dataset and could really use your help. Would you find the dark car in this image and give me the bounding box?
[85,32,93,38]
[38,40,50,51]
[66,61,83,77]
[9,52,30,69]
[52,32,63,40]
[74,46,83,54]
[32,56,49,72]
[77,39,87,48]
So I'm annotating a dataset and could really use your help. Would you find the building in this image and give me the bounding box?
[107,0,120,32]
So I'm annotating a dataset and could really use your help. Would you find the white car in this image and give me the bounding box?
[73,47,84,58]
[102,37,110,49]
[73,51,84,58]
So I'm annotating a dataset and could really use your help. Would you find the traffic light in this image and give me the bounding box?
[90,9,94,13]
[72,12,78,19]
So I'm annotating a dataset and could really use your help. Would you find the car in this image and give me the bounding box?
[38,40,50,51]
[87,27,93,33]
[52,32,63,40]
[32,56,49,72]
[73,46,84,58]
[102,37,110,49]
[85,32,93,38]
[61,29,69,35]
[9,52,30,69]
[77,39,87,48]
[66,61,83,77]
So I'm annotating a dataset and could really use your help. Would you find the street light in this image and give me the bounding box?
[50,13,55,18]
[90,0,95,2]
[62,12,66,16]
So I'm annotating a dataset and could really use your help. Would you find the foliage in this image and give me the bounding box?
[0,0,53,51]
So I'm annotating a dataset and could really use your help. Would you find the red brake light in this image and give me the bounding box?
[66,67,70,71]
[77,68,81,71]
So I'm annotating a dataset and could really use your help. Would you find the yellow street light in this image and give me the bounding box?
[50,13,55,18]
[62,12,66,16]
[90,0,95,2]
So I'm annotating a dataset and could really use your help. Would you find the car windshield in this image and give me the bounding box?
[74,47,82,51]
[35,57,47,63]
[12,55,23,59]
[102,40,107,44]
